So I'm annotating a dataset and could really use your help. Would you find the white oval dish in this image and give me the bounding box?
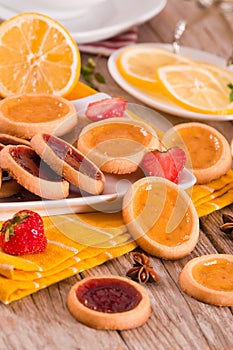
[0,93,195,220]
[108,43,233,121]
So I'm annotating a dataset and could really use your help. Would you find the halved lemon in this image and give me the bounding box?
[122,177,199,260]
[163,122,232,184]
[157,64,233,114]
[0,12,81,97]
[116,45,192,90]
[179,254,233,306]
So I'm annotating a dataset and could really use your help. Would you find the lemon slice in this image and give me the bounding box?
[202,62,233,89]
[116,45,192,90]
[122,177,199,260]
[179,254,233,306]
[0,12,81,97]
[157,64,233,114]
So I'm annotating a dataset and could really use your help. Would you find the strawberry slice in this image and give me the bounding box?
[85,97,126,121]
[0,210,47,256]
[141,147,186,183]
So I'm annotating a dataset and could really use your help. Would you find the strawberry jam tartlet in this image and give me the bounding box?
[67,275,151,330]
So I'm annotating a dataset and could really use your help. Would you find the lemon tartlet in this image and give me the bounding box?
[0,93,77,139]
[77,117,160,174]
[163,122,232,184]
[179,254,233,306]
[122,177,199,260]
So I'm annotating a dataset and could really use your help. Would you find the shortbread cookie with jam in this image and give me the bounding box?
[0,145,69,199]
[31,133,105,195]
[67,275,151,330]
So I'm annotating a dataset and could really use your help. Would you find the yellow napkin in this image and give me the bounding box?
[0,212,136,304]
[192,170,233,217]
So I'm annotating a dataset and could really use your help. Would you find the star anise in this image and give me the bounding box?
[220,214,233,235]
[126,252,158,284]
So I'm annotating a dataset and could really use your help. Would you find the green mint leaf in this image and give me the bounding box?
[87,58,96,69]
[95,72,106,84]
[81,66,94,75]
[227,83,233,102]
[81,56,105,91]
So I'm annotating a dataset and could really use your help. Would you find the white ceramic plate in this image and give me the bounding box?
[108,43,233,121]
[0,93,195,220]
[0,0,167,44]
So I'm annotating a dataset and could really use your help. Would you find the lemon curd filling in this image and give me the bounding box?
[2,96,69,122]
[192,258,233,291]
[132,182,193,246]
[178,126,222,169]
[82,123,155,156]
[86,123,154,146]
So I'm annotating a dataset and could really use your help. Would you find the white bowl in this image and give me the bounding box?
[0,0,106,20]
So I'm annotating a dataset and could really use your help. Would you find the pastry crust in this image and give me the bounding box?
[0,93,77,139]
[163,122,232,184]
[179,254,233,306]
[0,135,29,197]
[67,275,151,330]
[0,177,21,198]
[0,133,31,146]
[122,177,199,260]
[77,117,160,174]
[31,133,105,195]
[0,145,69,199]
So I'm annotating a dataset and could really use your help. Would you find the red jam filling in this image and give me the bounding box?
[10,146,62,182]
[76,278,142,313]
[43,134,102,180]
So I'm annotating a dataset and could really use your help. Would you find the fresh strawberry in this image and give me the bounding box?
[85,97,126,121]
[0,210,47,256]
[141,147,186,183]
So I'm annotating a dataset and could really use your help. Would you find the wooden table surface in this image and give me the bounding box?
[1,1,233,349]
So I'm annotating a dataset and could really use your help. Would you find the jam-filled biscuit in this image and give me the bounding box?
[163,122,232,184]
[0,142,21,198]
[77,117,160,175]
[0,93,77,139]
[0,145,69,199]
[31,133,105,195]
[179,254,233,306]
[67,275,151,330]
[122,177,199,260]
